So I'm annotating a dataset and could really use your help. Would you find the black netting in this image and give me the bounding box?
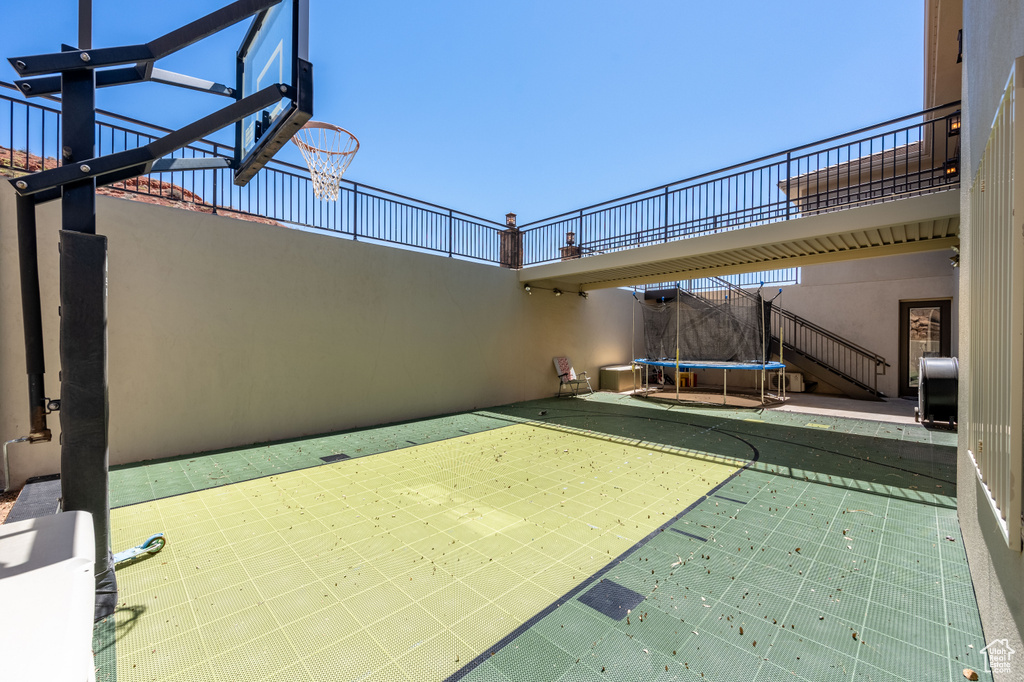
[641,291,770,363]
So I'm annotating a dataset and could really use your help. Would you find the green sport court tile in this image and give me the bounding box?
[453,435,988,682]
[102,394,989,682]
[110,422,745,682]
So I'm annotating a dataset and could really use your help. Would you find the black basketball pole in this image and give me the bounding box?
[7,0,300,619]
[60,0,117,620]
[15,194,52,444]
[78,0,92,52]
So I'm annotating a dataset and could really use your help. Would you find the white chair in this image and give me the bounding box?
[553,357,593,397]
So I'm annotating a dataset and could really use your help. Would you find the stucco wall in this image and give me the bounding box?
[776,250,959,398]
[0,185,635,487]
[672,251,958,397]
[958,1,1024,678]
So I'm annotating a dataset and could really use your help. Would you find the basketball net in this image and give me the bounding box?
[292,121,360,201]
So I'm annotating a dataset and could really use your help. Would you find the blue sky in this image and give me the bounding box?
[3,1,926,222]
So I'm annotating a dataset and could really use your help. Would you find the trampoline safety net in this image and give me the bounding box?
[641,291,772,363]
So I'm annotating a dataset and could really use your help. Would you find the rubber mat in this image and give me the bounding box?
[111,423,745,681]
[4,474,61,524]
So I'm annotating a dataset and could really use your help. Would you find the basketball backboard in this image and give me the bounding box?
[234,0,312,185]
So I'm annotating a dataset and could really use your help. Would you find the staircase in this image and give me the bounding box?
[668,277,890,400]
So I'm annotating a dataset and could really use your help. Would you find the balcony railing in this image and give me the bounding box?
[519,103,961,266]
[1,82,959,271]
[0,83,506,263]
[643,268,801,294]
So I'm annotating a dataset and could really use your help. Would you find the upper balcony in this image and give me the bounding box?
[517,103,961,290]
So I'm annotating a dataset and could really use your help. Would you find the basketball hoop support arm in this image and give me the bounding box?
[16,65,237,99]
[8,84,295,195]
[8,0,283,83]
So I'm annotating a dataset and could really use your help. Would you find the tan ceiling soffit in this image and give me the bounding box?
[924,0,963,109]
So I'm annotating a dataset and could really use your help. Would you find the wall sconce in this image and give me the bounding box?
[948,114,961,136]
[566,231,576,246]
[524,284,532,294]
[553,288,562,297]
[505,212,517,228]
[578,290,589,298]
[944,159,959,178]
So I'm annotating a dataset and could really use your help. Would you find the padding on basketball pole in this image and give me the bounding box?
[59,230,116,620]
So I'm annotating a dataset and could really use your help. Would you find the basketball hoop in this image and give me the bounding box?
[292,121,360,200]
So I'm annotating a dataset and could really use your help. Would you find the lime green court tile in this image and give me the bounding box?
[374,603,445,659]
[206,631,303,681]
[453,604,520,653]
[263,582,340,626]
[117,630,210,682]
[281,606,358,652]
[250,562,322,599]
[394,562,453,602]
[460,561,526,599]
[418,580,488,625]
[191,593,273,642]
[394,632,463,681]
[300,630,391,682]
[110,421,742,681]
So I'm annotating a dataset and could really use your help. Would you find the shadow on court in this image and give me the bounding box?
[481,395,956,505]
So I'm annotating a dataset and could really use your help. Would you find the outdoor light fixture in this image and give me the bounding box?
[948,114,961,136]
[944,159,960,178]
[566,231,576,246]
[553,288,562,297]
[578,290,589,299]
[524,284,531,294]
[506,212,517,228]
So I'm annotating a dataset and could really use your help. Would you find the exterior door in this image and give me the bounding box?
[899,300,952,398]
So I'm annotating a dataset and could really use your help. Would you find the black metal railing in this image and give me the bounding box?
[1,82,959,271]
[520,102,961,266]
[672,276,889,396]
[644,268,800,293]
[0,83,506,263]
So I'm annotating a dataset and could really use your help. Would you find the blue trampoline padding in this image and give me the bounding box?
[633,359,785,371]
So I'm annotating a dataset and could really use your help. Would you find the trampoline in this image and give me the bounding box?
[631,285,787,406]
[633,358,786,405]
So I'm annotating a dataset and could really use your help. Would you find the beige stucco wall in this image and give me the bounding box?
[0,185,635,487]
[957,1,1024,678]
[673,251,958,397]
[775,250,959,399]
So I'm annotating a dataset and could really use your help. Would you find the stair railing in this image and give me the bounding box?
[671,277,890,396]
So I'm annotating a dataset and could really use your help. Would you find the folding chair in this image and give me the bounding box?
[553,357,593,397]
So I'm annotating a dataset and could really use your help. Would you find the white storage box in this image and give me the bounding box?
[0,511,96,682]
